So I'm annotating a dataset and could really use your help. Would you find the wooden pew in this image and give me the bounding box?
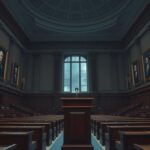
[100,121,150,145]
[134,144,150,150]
[105,125,150,150]
[0,122,52,146]
[0,144,17,150]
[0,114,64,147]
[0,114,64,139]
[116,131,150,150]
[91,115,150,140]
[0,126,46,150]
[0,131,36,150]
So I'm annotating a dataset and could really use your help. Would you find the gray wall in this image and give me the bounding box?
[96,52,126,92]
[26,53,55,92]
[0,25,127,93]
[1,20,150,93]
[0,28,9,49]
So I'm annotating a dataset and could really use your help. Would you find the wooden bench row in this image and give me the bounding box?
[115,131,150,150]
[91,114,149,137]
[91,115,150,143]
[0,126,45,150]
[106,125,150,150]
[91,115,150,150]
[0,131,36,150]
[0,115,64,150]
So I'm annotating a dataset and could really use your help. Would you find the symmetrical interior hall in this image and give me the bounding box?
[0,0,150,150]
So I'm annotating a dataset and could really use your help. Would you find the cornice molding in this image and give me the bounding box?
[0,20,26,51]
[28,41,124,53]
[0,1,30,48]
[123,3,150,48]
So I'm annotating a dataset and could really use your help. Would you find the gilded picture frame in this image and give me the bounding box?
[131,60,141,86]
[142,48,150,81]
[127,66,133,89]
[10,63,20,86]
[0,48,8,81]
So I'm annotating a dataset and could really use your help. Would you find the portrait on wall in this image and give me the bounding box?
[127,66,133,89]
[20,76,25,89]
[18,67,25,89]
[0,48,8,81]
[142,49,150,81]
[10,63,20,86]
[132,60,141,86]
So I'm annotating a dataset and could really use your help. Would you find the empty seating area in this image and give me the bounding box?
[112,102,143,116]
[0,1,150,149]
[0,114,64,150]
[123,104,150,118]
[91,114,150,150]
[0,104,38,118]
[112,102,150,118]
[11,104,40,116]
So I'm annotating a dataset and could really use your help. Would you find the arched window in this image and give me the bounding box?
[64,55,88,93]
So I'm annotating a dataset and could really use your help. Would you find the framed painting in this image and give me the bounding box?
[131,60,141,86]
[0,48,8,81]
[20,76,25,89]
[10,63,20,86]
[142,48,150,81]
[127,66,133,89]
[17,67,25,89]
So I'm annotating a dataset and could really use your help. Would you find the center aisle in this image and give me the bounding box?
[91,134,105,150]
[47,132,105,150]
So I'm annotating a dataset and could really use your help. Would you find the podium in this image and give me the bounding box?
[61,97,94,150]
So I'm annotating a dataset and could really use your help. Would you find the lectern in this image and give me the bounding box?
[61,97,94,150]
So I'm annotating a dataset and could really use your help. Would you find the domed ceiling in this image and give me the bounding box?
[20,0,130,33]
[1,0,150,41]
